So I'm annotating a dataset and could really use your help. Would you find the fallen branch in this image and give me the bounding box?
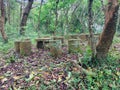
[68,59,96,76]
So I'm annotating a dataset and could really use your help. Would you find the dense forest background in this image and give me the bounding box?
[0,0,120,89]
[1,0,105,43]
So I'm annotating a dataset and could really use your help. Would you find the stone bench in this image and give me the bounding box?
[14,39,31,56]
[35,38,51,49]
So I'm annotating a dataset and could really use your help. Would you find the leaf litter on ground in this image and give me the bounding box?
[0,45,119,90]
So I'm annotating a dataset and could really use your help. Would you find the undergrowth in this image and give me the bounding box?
[22,52,120,90]
[0,27,119,89]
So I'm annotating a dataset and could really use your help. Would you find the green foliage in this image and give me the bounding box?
[6,56,16,63]
[39,83,48,90]
[69,72,81,89]
[0,41,13,53]
[0,0,119,89]
[27,85,36,90]
[113,35,120,44]
[81,46,92,65]
[80,55,119,89]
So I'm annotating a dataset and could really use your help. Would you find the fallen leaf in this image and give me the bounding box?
[25,72,34,82]
[1,78,8,83]
[0,76,4,79]
[13,76,21,80]
[116,72,120,76]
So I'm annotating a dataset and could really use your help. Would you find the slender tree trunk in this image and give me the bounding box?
[64,8,69,36]
[96,0,119,59]
[117,7,120,32]
[0,0,8,42]
[88,0,95,59]
[20,0,33,35]
[20,3,22,20]
[6,0,10,24]
[37,0,43,37]
[54,0,59,35]
[100,0,105,12]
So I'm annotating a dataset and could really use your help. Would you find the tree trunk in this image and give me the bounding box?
[117,7,120,32]
[54,0,59,35]
[96,0,119,59]
[37,0,43,37]
[6,0,10,24]
[0,0,8,42]
[20,0,33,35]
[20,3,22,20]
[64,8,69,36]
[88,0,96,59]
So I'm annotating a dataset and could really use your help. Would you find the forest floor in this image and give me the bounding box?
[0,43,120,90]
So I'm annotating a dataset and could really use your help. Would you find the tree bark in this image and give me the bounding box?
[96,0,119,59]
[6,0,10,24]
[64,8,69,36]
[0,0,8,42]
[88,0,96,59]
[37,0,43,37]
[20,0,33,35]
[54,0,59,35]
[20,2,23,20]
